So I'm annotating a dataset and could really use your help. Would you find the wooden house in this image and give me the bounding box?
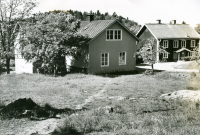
[136,20,200,62]
[15,16,139,74]
[77,16,139,74]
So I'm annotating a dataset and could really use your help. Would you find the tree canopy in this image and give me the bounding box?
[195,24,200,34]
[136,37,166,70]
[0,0,37,74]
[49,10,141,35]
[19,12,90,75]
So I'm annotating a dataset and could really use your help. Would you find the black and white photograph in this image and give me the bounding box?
[0,0,200,134]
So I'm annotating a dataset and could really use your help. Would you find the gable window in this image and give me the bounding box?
[163,40,168,48]
[181,40,186,48]
[119,52,126,65]
[163,52,168,58]
[106,29,122,40]
[191,40,195,47]
[101,52,109,67]
[173,40,179,48]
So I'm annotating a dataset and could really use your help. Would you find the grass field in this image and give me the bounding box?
[0,72,200,135]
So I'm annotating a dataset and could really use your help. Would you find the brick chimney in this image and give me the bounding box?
[87,14,94,22]
[156,20,161,24]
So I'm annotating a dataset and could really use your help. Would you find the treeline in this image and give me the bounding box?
[50,10,141,34]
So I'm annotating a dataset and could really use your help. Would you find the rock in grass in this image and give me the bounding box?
[160,90,200,109]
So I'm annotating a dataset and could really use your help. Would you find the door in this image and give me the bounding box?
[173,52,178,61]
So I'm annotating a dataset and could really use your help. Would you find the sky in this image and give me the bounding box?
[33,0,200,28]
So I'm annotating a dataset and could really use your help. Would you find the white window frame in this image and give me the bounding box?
[101,52,109,67]
[163,40,168,48]
[163,52,168,58]
[181,40,186,48]
[119,52,126,65]
[106,29,122,41]
[191,40,195,47]
[173,40,179,48]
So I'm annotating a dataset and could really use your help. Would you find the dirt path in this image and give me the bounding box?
[75,79,111,109]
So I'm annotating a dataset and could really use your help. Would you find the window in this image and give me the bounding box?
[190,51,195,56]
[191,40,195,47]
[163,52,168,58]
[181,40,186,48]
[106,29,122,40]
[119,52,126,65]
[173,40,179,48]
[101,53,109,67]
[163,40,168,48]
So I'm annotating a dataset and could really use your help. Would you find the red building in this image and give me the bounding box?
[136,20,200,62]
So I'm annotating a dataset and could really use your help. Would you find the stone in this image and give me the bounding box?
[160,90,200,109]
[98,106,114,114]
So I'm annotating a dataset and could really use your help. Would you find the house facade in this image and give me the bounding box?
[78,18,139,74]
[136,20,200,62]
[14,17,139,74]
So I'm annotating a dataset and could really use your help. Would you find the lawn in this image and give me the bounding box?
[0,71,200,135]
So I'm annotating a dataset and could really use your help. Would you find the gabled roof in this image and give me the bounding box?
[137,23,200,39]
[175,48,191,53]
[78,19,138,42]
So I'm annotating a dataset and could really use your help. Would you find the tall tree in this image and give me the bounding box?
[135,37,166,71]
[19,12,90,76]
[0,0,37,74]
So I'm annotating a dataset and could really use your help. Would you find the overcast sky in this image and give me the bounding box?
[33,0,200,28]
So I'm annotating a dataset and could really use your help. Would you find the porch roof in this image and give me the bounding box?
[175,48,191,53]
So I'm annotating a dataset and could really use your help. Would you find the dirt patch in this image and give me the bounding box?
[0,98,86,120]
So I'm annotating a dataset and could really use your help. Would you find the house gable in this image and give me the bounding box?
[79,20,139,43]
[88,21,137,74]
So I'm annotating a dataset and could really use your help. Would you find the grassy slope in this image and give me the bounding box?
[0,73,110,108]
[0,72,200,135]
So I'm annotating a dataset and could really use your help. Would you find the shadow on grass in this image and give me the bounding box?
[95,70,140,78]
[0,67,14,75]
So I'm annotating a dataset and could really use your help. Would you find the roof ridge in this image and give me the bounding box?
[145,23,189,25]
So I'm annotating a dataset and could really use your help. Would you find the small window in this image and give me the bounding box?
[163,40,168,48]
[173,40,179,48]
[191,40,195,47]
[181,40,186,48]
[190,51,195,56]
[101,52,109,67]
[163,52,168,58]
[106,29,122,40]
[119,52,126,65]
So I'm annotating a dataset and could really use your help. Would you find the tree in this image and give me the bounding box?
[182,21,186,24]
[0,0,37,74]
[195,24,200,34]
[19,12,90,76]
[135,37,166,71]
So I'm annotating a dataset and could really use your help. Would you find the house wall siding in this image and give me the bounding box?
[160,39,199,61]
[88,22,137,74]
[137,28,155,50]
[15,36,33,74]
